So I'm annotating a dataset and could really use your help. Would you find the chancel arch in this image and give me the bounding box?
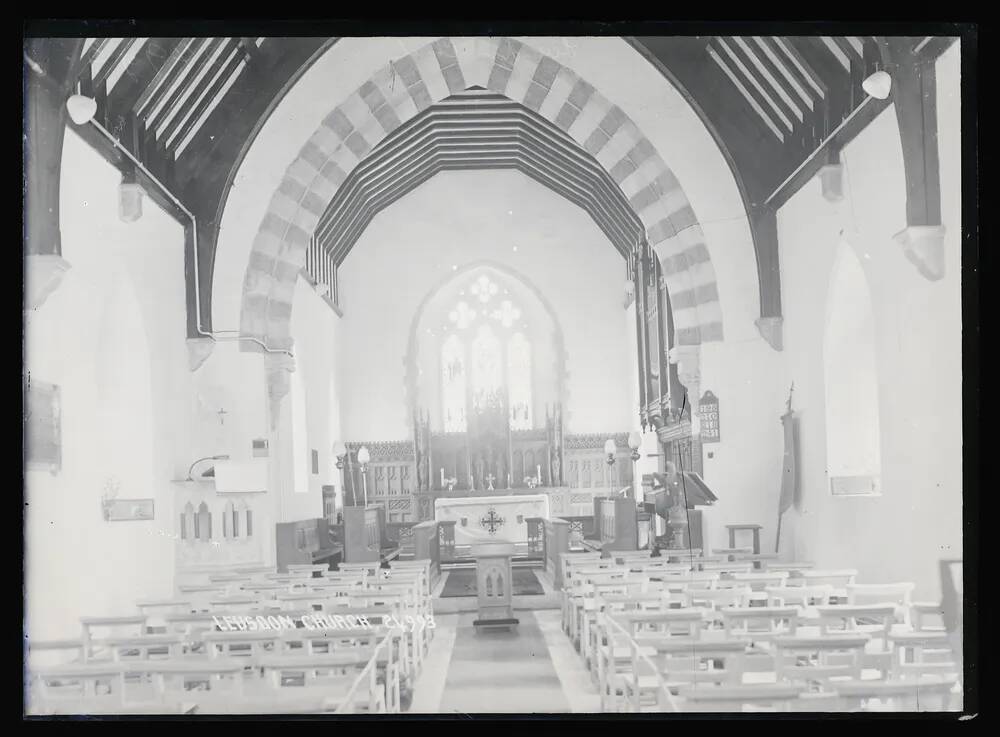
[236,36,727,361]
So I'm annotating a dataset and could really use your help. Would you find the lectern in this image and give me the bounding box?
[471,541,519,632]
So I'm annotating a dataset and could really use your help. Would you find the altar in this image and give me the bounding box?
[434,494,550,546]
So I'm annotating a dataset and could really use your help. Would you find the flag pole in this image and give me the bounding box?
[775,383,795,554]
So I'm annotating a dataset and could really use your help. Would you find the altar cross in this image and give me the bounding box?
[485,473,496,491]
[480,508,505,535]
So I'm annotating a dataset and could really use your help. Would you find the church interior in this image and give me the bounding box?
[23,33,967,715]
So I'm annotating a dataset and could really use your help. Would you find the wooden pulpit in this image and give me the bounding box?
[471,541,519,632]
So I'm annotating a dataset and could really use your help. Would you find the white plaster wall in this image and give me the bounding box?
[25,129,189,639]
[777,44,962,599]
[274,278,343,522]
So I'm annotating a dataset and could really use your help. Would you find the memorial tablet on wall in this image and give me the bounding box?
[699,391,720,444]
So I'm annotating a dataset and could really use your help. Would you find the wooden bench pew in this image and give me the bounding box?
[809,604,901,677]
[773,634,870,689]
[830,677,960,712]
[720,606,800,647]
[888,631,960,680]
[287,563,332,576]
[80,616,148,660]
[734,553,780,570]
[624,638,750,709]
[676,683,808,712]
[711,547,754,561]
[765,585,835,608]
[845,583,915,624]
[699,562,755,576]
[765,562,815,575]
[26,639,86,669]
[87,634,188,663]
[910,601,947,633]
[792,569,858,602]
[202,629,283,660]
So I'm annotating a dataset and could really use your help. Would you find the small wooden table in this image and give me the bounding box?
[471,541,519,632]
[725,523,763,555]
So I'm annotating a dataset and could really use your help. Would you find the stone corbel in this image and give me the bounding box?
[755,316,784,351]
[266,352,296,428]
[816,147,845,203]
[185,337,215,372]
[24,254,71,312]
[668,344,701,427]
[894,225,947,281]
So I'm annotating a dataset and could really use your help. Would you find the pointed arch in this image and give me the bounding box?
[239,37,723,354]
[197,502,212,542]
[823,242,882,494]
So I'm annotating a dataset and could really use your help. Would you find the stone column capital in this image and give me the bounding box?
[24,254,71,312]
[667,344,700,388]
[755,316,784,351]
[185,337,215,372]
[265,351,296,428]
[895,224,947,281]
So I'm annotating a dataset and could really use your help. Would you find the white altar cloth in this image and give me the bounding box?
[434,494,550,546]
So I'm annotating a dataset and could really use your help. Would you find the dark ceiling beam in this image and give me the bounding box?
[183,38,334,335]
[24,38,85,260]
[104,38,185,157]
[167,51,245,160]
[879,38,942,229]
[717,37,802,142]
[143,39,229,183]
[832,36,865,67]
[756,37,826,141]
[175,38,333,189]
[628,36,787,326]
[132,39,192,120]
[787,38,850,139]
[137,38,205,130]
[64,38,107,91]
[92,38,136,91]
[156,40,238,155]
[735,38,809,124]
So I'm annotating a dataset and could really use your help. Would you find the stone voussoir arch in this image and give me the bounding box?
[240,36,724,355]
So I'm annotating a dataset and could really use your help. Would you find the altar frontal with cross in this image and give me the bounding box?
[434,494,549,547]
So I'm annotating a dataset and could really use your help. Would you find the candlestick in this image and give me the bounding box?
[440,468,444,486]
[536,465,541,484]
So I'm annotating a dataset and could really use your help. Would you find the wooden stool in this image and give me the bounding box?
[726,524,763,555]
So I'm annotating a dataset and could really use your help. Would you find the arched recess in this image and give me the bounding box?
[823,242,882,494]
[238,36,725,356]
[404,261,567,430]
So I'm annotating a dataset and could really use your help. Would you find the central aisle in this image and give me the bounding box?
[411,610,601,713]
